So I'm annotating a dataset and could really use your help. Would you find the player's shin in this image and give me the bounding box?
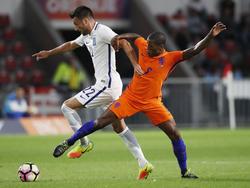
[61,103,89,146]
[172,138,187,175]
[67,120,96,146]
[119,127,148,168]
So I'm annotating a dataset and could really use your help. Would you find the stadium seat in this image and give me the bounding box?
[3,27,15,41]
[156,14,169,27]
[12,41,25,55]
[15,69,28,84]
[20,56,34,70]
[0,41,7,55]
[4,55,17,71]
[0,15,10,28]
[31,70,45,86]
[0,69,11,85]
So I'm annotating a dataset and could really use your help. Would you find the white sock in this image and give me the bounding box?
[61,103,89,146]
[119,127,148,168]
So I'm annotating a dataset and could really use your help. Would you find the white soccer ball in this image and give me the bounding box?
[18,162,40,182]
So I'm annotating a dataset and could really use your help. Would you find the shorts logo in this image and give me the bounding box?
[114,102,121,108]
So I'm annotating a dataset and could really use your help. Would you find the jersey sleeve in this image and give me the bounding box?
[169,51,183,64]
[73,35,85,47]
[99,25,117,44]
[134,37,147,48]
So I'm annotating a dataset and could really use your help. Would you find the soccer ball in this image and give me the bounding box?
[18,162,40,182]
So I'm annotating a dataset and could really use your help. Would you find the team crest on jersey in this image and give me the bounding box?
[159,57,165,67]
[114,102,121,108]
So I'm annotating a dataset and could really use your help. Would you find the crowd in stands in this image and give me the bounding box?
[2,86,32,119]
[0,14,86,118]
[0,14,46,88]
[157,0,250,79]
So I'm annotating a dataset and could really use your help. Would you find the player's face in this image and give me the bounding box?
[72,17,89,35]
[147,40,163,57]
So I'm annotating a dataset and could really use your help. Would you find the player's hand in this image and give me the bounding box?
[211,22,226,37]
[111,35,120,52]
[133,64,144,76]
[32,50,50,61]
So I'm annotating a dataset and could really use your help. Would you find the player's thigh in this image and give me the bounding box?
[63,97,83,110]
[96,108,119,129]
[74,86,112,109]
[100,86,123,110]
[143,102,174,126]
[109,95,139,121]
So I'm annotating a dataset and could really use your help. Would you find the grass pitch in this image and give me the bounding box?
[0,129,250,188]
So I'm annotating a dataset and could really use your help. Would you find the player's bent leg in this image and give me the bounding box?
[157,120,198,179]
[53,109,118,158]
[112,119,152,180]
[61,98,93,159]
[111,119,126,133]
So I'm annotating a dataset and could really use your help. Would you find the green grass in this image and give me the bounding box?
[0,129,250,188]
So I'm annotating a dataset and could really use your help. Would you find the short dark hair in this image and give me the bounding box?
[147,32,166,47]
[69,6,94,19]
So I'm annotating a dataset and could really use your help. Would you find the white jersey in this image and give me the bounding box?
[73,22,123,109]
[73,22,121,88]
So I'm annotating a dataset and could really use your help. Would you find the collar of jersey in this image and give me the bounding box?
[90,22,98,35]
[80,22,98,38]
[149,51,168,59]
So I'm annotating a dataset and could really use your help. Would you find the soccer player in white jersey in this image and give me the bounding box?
[32,6,153,179]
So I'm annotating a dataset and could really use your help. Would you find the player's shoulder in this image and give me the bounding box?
[165,50,183,57]
[135,37,147,47]
[74,34,88,44]
[95,23,112,32]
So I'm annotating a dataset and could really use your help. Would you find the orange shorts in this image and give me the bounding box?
[109,94,173,126]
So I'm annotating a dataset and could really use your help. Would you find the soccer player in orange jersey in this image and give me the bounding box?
[53,22,226,179]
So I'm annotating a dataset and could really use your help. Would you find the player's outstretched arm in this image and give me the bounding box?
[32,41,80,61]
[182,22,226,60]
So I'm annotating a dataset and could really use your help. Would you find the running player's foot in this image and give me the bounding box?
[181,169,198,179]
[53,140,70,158]
[67,141,94,159]
[137,163,154,180]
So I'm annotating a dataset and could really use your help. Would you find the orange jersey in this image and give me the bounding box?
[123,37,183,101]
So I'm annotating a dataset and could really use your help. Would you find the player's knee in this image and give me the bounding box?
[111,121,124,133]
[159,120,181,141]
[95,116,109,129]
[61,102,71,113]
[61,103,67,113]
[96,112,117,130]
[171,128,181,140]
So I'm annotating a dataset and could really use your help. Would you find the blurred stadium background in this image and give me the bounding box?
[0,0,250,187]
[0,0,249,134]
